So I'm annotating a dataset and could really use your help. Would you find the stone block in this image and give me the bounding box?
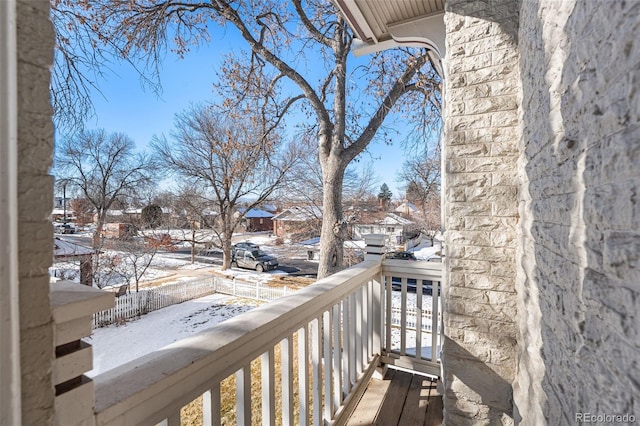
[466,185,518,203]
[464,95,518,115]
[17,62,54,116]
[465,63,517,86]
[18,222,53,275]
[491,170,519,187]
[447,158,467,173]
[492,47,519,66]
[465,273,515,292]
[18,175,54,220]
[447,215,465,231]
[452,143,491,157]
[464,245,516,263]
[448,201,492,217]
[465,157,516,173]
[490,260,516,278]
[447,229,492,246]
[451,172,490,188]
[17,0,55,67]
[449,186,467,202]
[491,110,519,127]
[19,275,53,328]
[449,257,492,274]
[17,112,54,172]
[450,83,492,101]
[452,113,492,130]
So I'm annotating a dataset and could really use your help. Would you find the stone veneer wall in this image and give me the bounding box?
[442,0,521,423]
[17,0,56,424]
[516,0,640,423]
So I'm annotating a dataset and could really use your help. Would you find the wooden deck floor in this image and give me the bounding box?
[346,368,443,426]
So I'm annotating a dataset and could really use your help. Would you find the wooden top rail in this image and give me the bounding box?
[93,260,382,426]
[381,259,443,281]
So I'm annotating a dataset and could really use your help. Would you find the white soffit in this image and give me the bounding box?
[335,0,446,72]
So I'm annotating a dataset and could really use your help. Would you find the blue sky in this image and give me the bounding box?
[74,34,421,198]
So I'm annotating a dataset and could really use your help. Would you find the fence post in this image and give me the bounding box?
[256,281,260,299]
[233,278,237,296]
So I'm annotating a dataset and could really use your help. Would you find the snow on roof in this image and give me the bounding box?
[298,236,321,246]
[379,213,414,226]
[297,237,364,250]
[53,237,96,259]
[394,201,420,214]
[244,209,274,218]
[272,206,322,221]
[52,208,74,215]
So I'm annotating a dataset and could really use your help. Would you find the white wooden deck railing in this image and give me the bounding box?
[92,259,386,426]
[53,249,443,425]
[381,259,443,377]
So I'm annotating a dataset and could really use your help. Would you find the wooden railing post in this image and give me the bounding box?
[363,235,385,357]
[50,281,114,426]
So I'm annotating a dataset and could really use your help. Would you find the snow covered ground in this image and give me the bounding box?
[87,293,262,376]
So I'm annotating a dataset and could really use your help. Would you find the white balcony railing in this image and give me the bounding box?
[92,259,385,425]
[381,259,443,377]
[51,241,443,425]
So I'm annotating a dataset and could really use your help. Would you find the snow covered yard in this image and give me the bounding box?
[87,293,262,376]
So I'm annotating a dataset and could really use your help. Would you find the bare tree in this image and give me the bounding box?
[281,132,378,211]
[399,147,441,245]
[63,0,441,277]
[172,186,220,264]
[113,235,172,292]
[152,104,296,269]
[55,129,154,248]
[50,0,160,134]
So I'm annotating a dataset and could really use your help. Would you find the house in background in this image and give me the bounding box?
[241,208,274,232]
[272,205,322,238]
[353,212,419,246]
[52,238,96,286]
[394,200,420,217]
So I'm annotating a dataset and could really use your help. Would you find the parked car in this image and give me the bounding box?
[385,250,440,295]
[231,248,278,272]
[54,223,75,234]
[231,241,260,255]
[385,251,417,261]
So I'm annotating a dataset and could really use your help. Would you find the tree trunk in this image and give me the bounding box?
[93,222,103,249]
[221,214,233,270]
[317,159,347,279]
[191,227,196,264]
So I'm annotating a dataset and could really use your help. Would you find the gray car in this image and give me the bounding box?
[232,248,278,272]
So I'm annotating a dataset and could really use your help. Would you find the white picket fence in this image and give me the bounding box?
[93,277,295,328]
[212,277,293,301]
[390,306,442,333]
[93,277,217,327]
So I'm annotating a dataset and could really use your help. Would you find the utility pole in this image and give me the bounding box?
[62,181,67,224]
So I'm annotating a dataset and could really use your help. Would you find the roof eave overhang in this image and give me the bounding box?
[334,0,446,76]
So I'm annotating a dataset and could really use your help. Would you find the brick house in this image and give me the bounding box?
[242,208,274,232]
